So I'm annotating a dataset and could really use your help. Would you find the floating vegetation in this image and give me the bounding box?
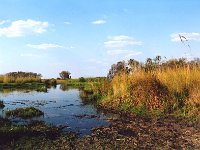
[6,107,44,118]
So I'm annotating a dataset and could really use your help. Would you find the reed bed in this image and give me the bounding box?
[1,76,41,83]
[91,57,200,119]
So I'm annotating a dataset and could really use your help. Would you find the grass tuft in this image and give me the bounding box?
[6,107,44,118]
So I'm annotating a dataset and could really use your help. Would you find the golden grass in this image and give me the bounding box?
[0,75,41,83]
[95,66,200,118]
[157,68,200,93]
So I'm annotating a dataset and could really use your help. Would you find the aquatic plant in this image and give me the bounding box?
[6,107,44,118]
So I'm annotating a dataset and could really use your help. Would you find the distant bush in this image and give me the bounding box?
[79,77,86,82]
[43,79,57,87]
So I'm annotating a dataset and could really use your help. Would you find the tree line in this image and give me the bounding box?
[107,56,200,79]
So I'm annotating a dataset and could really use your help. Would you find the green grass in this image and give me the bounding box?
[0,82,44,89]
[130,106,148,117]
[6,107,44,118]
[0,118,60,147]
[0,82,47,93]
[57,79,87,86]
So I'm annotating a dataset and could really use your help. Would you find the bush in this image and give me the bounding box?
[79,77,86,82]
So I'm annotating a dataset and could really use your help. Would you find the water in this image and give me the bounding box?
[0,85,111,136]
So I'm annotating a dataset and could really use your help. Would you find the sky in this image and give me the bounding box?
[0,0,200,78]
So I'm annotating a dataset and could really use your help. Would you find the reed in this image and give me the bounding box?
[92,57,200,119]
[0,75,41,83]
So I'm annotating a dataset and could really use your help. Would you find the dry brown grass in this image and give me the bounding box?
[95,66,200,119]
[0,76,41,83]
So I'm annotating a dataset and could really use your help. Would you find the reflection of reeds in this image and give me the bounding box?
[0,88,34,94]
[0,100,5,108]
[0,83,46,94]
[79,90,92,103]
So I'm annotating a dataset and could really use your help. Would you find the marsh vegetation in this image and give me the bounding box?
[89,57,200,121]
[6,107,44,118]
[0,57,200,149]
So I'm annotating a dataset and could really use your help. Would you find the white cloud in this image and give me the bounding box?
[0,19,48,37]
[64,21,71,25]
[92,20,106,25]
[69,46,75,49]
[20,53,40,57]
[26,43,65,50]
[171,32,200,42]
[107,50,142,56]
[104,35,142,48]
[0,20,10,25]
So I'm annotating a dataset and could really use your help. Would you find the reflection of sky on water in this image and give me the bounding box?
[0,85,110,136]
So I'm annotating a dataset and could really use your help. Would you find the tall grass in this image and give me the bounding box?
[0,75,41,83]
[91,57,200,119]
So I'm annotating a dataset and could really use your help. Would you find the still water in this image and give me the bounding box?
[0,85,111,136]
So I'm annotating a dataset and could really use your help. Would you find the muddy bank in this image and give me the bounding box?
[76,113,200,149]
[1,110,199,150]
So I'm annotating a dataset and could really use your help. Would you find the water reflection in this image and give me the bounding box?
[0,84,110,136]
[59,84,70,91]
[0,88,34,94]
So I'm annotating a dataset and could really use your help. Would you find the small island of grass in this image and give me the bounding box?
[6,107,44,118]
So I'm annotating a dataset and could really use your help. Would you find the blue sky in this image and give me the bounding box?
[0,0,200,78]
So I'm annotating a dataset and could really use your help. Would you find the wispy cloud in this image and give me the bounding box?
[20,53,40,57]
[26,43,65,50]
[104,35,142,48]
[69,46,75,49]
[0,20,10,25]
[171,32,200,42]
[92,19,106,25]
[0,19,48,37]
[107,50,142,57]
[64,21,71,25]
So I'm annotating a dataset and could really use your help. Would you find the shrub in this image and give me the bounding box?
[79,77,86,82]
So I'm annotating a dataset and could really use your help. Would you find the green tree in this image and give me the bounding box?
[59,71,71,79]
